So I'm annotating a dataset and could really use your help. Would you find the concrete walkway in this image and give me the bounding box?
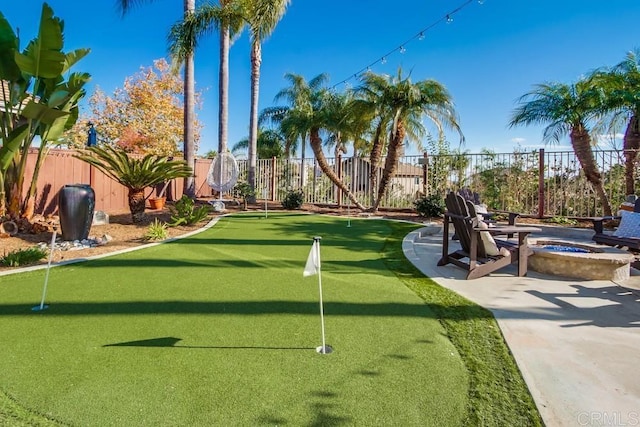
[403,224,640,427]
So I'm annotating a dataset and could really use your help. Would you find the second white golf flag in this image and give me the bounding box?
[303,240,319,277]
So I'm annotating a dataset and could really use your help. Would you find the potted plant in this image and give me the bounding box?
[149,181,170,210]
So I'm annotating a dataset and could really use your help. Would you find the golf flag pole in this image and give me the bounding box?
[33,230,57,312]
[303,236,332,354]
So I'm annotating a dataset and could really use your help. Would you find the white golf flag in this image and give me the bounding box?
[303,240,320,277]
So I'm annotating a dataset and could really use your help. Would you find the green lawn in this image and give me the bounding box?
[0,213,541,426]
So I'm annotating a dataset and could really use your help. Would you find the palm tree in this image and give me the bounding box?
[590,49,640,195]
[242,0,291,199]
[352,72,394,204]
[272,73,328,158]
[168,0,245,155]
[355,69,463,211]
[232,128,286,158]
[75,145,192,223]
[117,0,197,197]
[305,90,366,210]
[260,73,328,188]
[509,80,613,216]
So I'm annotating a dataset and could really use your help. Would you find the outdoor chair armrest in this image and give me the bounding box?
[508,212,519,226]
[590,216,620,235]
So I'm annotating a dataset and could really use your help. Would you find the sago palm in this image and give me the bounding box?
[75,146,192,223]
[509,80,612,216]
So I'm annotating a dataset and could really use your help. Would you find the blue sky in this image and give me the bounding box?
[3,0,640,157]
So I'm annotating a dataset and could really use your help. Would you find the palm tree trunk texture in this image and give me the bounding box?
[310,128,365,210]
[570,127,613,216]
[374,122,405,212]
[218,23,230,154]
[183,0,196,198]
[128,188,147,223]
[368,123,384,205]
[248,41,261,202]
[299,132,306,189]
[623,115,640,195]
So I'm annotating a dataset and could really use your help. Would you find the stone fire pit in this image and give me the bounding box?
[528,239,635,281]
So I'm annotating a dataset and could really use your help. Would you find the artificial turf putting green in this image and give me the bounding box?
[0,213,468,426]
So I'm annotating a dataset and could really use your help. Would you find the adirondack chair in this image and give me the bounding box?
[591,198,640,267]
[452,188,519,240]
[438,192,540,280]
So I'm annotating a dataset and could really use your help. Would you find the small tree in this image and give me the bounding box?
[63,59,203,156]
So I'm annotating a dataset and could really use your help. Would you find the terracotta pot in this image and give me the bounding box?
[149,197,166,210]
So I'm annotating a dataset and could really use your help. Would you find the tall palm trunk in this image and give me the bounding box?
[373,122,405,212]
[128,188,147,223]
[299,131,307,188]
[183,0,196,197]
[570,126,612,216]
[218,20,230,154]
[310,127,365,210]
[247,40,261,202]
[368,122,384,205]
[623,115,640,195]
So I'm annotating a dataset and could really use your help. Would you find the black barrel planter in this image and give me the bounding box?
[58,184,95,241]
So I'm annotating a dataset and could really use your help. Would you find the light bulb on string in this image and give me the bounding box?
[331,0,481,90]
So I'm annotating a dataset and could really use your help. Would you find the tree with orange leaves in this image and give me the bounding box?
[64,58,202,156]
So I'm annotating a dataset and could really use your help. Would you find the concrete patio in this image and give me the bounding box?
[403,224,640,427]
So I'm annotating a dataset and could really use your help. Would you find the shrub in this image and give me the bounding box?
[168,196,211,226]
[234,181,256,210]
[281,189,304,210]
[545,216,578,226]
[414,195,444,218]
[1,247,48,267]
[144,219,168,241]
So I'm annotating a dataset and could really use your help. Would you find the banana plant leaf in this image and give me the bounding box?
[0,124,28,172]
[13,3,65,79]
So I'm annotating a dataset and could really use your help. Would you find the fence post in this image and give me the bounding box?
[337,153,343,208]
[270,157,276,201]
[538,149,545,218]
[421,152,428,196]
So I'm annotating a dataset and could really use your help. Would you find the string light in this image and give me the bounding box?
[333,0,483,88]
